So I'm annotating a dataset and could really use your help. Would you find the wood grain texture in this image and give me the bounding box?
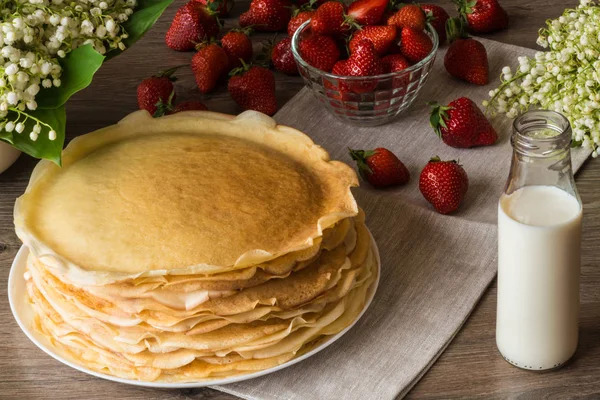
[1,0,597,399]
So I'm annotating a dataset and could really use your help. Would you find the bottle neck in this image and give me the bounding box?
[504,110,579,201]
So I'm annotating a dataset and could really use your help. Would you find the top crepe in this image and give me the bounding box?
[14,111,359,284]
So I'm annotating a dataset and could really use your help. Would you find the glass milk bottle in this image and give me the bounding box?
[496,110,582,370]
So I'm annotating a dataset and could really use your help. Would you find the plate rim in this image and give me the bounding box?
[8,232,380,389]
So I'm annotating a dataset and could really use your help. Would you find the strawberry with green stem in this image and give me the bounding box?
[419,156,469,214]
[444,17,489,85]
[454,0,508,33]
[191,41,230,93]
[137,65,185,115]
[349,147,410,188]
[228,60,278,115]
[429,96,497,148]
[221,27,254,70]
[165,1,220,51]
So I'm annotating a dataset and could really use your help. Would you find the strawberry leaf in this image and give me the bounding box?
[348,148,376,175]
[428,101,452,138]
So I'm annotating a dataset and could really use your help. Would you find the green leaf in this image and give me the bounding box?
[36,45,105,109]
[0,107,66,165]
[106,0,174,60]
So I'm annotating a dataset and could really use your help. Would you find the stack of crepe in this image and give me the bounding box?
[14,111,378,382]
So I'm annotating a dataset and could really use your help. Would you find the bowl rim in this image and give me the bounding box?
[291,20,439,81]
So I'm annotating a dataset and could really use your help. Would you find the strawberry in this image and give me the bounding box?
[419,157,469,214]
[165,2,220,51]
[349,147,410,188]
[137,66,180,116]
[311,2,351,36]
[271,37,299,75]
[221,28,253,69]
[455,0,508,33]
[191,42,229,93]
[239,0,292,32]
[349,25,397,56]
[382,53,410,73]
[387,5,426,31]
[288,10,316,37]
[420,4,450,44]
[345,38,383,92]
[400,27,433,63]
[228,63,278,115]
[429,97,497,148]
[194,0,233,17]
[332,59,349,76]
[299,34,340,72]
[154,91,208,116]
[444,18,489,85]
[347,0,388,26]
[172,100,209,113]
[382,53,411,89]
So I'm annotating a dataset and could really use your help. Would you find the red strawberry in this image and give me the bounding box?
[172,100,209,113]
[191,43,229,93]
[332,59,349,76]
[429,97,497,148]
[455,0,508,33]
[221,28,253,69]
[382,54,411,89]
[419,157,469,214]
[137,67,180,116]
[239,0,292,32]
[347,0,388,26]
[165,2,220,51]
[400,27,433,63]
[349,25,397,56]
[421,4,450,44]
[299,34,340,72]
[288,10,316,37]
[311,2,351,36]
[444,18,489,85]
[228,63,278,115]
[345,39,383,92]
[271,37,299,75]
[382,53,411,73]
[349,147,410,188]
[194,0,233,17]
[387,5,426,31]
[329,59,352,92]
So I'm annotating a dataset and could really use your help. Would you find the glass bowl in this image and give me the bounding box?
[291,21,439,127]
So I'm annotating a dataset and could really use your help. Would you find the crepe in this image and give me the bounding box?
[16,110,378,383]
[15,111,359,284]
[27,240,378,381]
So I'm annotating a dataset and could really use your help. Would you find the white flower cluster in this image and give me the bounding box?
[485,0,600,157]
[0,0,137,141]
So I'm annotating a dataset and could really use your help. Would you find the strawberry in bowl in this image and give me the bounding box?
[290,0,442,126]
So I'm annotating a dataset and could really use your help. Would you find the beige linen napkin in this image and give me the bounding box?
[214,38,592,400]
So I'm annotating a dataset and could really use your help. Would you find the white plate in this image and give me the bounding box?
[8,235,380,389]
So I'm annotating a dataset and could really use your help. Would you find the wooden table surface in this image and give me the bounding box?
[1,0,598,399]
